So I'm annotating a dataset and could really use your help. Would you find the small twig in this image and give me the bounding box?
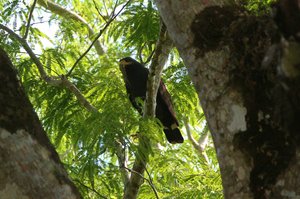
[144,49,155,65]
[138,45,144,64]
[139,43,156,65]
[0,24,98,113]
[102,0,109,18]
[145,167,155,190]
[37,0,104,55]
[24,0,38,40]
[67,0,131,77]
[73,179,107,199]
[92,0,107,22]
[111,0,120,18]
[123,166,159,199]
[30,20,52,25]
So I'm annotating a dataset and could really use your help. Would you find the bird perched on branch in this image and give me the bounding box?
[119,57,184,144]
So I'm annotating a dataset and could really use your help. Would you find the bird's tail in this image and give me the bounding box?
[163,128,184,144]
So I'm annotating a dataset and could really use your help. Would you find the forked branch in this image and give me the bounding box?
[0,24,97,113]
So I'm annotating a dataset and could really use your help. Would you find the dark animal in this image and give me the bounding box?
[119,57,184,144]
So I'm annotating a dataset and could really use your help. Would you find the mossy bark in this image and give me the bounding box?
[0,48,81,199]
[155,0,300,198]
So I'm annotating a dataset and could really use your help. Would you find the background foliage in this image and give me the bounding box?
[0,0,273,198]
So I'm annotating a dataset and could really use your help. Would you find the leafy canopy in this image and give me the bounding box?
[7,0,283,198]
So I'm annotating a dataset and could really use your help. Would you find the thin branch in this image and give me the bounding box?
[184,119,202,153]
[111,0,120,18]
[198,127,209,151]
[184,119,209,164]
[30,20,52,25]
[0,24,48,80]
[67,0,131,77]
[73,179,107,199]
[37,0,104,55]
[139,43,155,65]
[138,45,144,64]
[144,49,155,65]
[92,0,108,22]
[24,0,38,39]
[123,166,159,199]
[102,0,109,18]
[60,76,98,112]
[145,167,156,193]
[0,24,98,113]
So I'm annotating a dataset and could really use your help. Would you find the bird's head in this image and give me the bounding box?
[119,57,134,66]
[119,57,142,68]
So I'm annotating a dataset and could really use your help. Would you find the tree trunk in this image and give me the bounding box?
[155,0,300,198]
[0,48,81,199]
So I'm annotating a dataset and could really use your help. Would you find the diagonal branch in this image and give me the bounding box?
[124,20,173,199]
[123,166,159,199]
[184,119,209,164]
[0,24,97,113]
[144,21,173,117]
[24,0,38,40]
[92,0,108,22]
[37,0,104,56]
[0,24,49,81]
[67,0,132,76]
[73,179,108,199]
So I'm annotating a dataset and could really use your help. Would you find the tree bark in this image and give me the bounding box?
[0,48,81,199]
[155,0,300,198]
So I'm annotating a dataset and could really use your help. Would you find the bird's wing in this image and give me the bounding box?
[158,80,179,126]
[120,65,143,114]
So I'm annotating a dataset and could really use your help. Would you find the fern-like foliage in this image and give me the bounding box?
[0,0,226,198]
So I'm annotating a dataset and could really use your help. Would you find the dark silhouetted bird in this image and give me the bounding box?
[119,57,184,144]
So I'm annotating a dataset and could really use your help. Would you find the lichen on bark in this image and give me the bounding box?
[0,48,81,198]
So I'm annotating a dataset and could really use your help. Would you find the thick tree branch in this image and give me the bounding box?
[123,139,149,199]
[198,129,209,152]
[60,76,98,112]
[0,24,98,113]
[144,21,173,117]
[184,120,202,153]
[23,0,37,39]
[115,139,130,190]
[124,21,173,199]
[37,0,104,56]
